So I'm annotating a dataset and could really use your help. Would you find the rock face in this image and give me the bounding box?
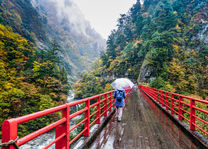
[140,65,155,83]
[31,0,106,79]
[197,23,208,46]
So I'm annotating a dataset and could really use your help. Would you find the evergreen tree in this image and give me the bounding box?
[153,0,177,32]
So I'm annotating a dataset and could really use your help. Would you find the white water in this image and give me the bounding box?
[20,131,55,149]
[67,90,75,103]
[21,90,76,149]
[20,77,135,148]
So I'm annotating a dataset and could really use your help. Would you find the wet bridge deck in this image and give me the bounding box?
[90,90,199,149]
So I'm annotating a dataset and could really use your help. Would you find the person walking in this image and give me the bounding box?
[114,88,126,122]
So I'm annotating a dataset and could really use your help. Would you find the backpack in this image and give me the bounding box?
[116,90,123,102]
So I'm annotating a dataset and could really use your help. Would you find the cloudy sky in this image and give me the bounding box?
[72,0,137,39]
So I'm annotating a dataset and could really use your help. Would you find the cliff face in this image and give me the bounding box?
[196,23,208,46]
[31,0,106,78]
[0,0,48,43]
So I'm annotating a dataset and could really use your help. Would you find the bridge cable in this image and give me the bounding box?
[0,136,19,149]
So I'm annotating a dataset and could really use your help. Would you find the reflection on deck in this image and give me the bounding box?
[90,90,199,149]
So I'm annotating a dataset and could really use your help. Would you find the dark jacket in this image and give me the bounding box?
[114,89,126,107]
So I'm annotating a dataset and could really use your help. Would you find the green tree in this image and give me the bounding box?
[153,0,177,32]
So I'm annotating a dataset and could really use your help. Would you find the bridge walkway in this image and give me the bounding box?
[89,90,199,149]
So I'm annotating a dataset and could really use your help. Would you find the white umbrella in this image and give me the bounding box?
[111,78,134,90]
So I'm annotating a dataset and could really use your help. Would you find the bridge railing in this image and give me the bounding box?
[2,89,132,149]
[139,85,208,137]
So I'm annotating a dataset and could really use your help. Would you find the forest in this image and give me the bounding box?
[0,0,104,138]
[0,0,208,140]
[0,24,69,137]
[75,0,208,101]
[73,0,208,137]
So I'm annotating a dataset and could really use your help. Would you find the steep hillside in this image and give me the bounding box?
[74,0,208,100]
[0,0,47,43]
[0,0,106,80]
[31,0,106,77]
[0,0,105,137]
[0,24,69,137]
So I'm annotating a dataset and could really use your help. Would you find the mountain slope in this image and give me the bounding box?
[0,0,47,43]
[0,0,105,137]
[0,0,106,80]
[0,23,70,137]
[74,0,208,100]
[102,0,208,97]
[31,0,106,78]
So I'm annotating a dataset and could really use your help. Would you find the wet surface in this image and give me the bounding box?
[89,90,199,149]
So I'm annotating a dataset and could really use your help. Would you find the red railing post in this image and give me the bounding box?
[55,106,70,149]
[159,91,161,104]
[139,85,208,136]
[84,100,90,136]
[125,90,128,103]
[2,119,17,149]
[151,88,154,100]
[96,96,101,124]
[149,88,152,98]
[166,93,169,110]
[109,93,112,112]
[162,92,165,107]
[154,89,157,101]
[104,94,107,117]
[157,89,159,102]
[171,94,174,115]
[112,91,115,108]
[190,99,196,131]
[178,96,183,121]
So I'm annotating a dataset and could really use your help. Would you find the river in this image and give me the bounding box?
[21,90,76,149]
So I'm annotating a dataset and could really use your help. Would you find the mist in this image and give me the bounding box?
[31,0,95,37]
[52,0,91,36]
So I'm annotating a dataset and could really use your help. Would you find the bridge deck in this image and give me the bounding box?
[90,90,199,149]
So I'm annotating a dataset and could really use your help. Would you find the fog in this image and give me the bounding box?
[51,0,90,36]
[31,0,93,37]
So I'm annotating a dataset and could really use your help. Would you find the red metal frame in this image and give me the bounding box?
[139,85,208,136]
[2,89,132,149]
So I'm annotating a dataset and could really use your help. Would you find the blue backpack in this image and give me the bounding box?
[116,90,123,102]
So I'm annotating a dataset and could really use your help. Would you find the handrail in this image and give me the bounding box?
[2,89,132,149]
[139,85,208,137]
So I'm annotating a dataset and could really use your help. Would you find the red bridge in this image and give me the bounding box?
[1,86,208,149]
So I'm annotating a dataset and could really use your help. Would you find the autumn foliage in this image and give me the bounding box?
[0,24,69,137]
